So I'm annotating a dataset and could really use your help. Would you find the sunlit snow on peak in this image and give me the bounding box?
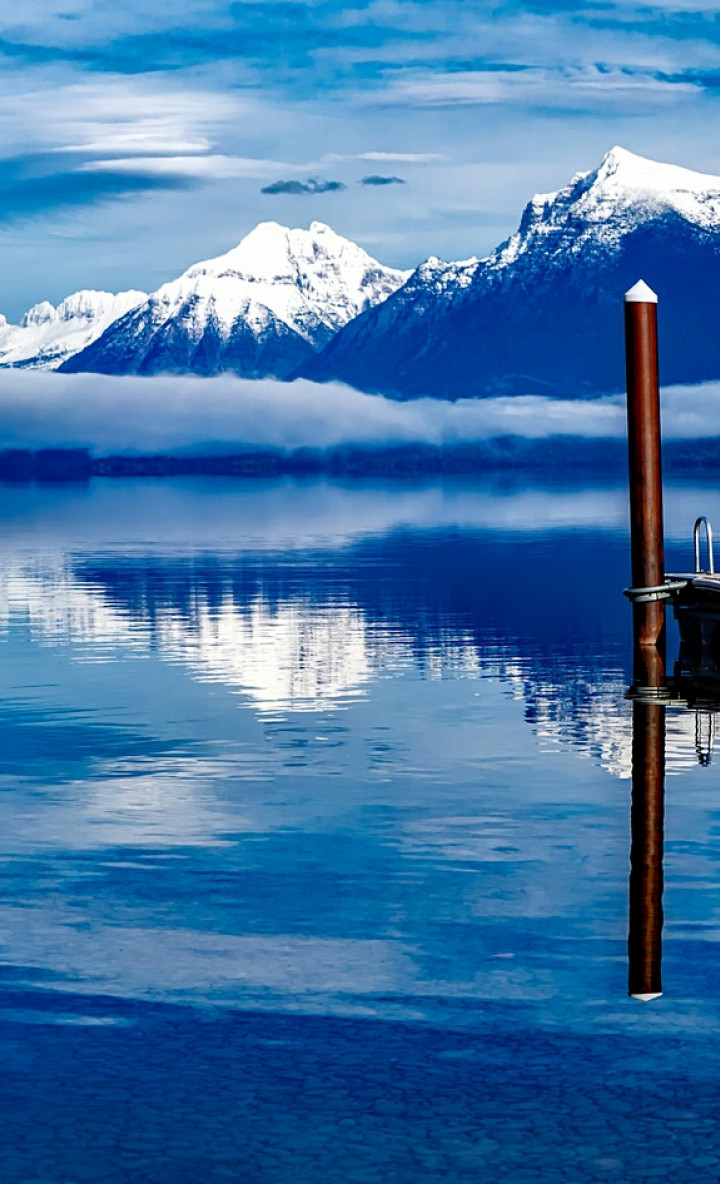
[489,145,720,276]
[151,219,412,341]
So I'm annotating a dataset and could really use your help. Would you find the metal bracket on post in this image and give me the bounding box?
[623,580,687,604]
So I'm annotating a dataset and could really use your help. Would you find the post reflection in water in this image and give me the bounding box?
[628,632,720,1002]
[628,643,666,1002]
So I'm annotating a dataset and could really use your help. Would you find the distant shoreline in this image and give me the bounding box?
[2,439,720,482]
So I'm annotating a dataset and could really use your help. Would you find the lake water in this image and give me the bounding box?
[2,475,720,1183]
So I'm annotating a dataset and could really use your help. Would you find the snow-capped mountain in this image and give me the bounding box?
[0,289,147,371]
[301,147,720,398]
[61,221,410,378]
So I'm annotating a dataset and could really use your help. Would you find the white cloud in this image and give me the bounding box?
[78,154,292,179]
[603,0,720,11]
[380,65,701,109]
[0,0,230,48]
[326,151,450,163]
[0,76,240,160]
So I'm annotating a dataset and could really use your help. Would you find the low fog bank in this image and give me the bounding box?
[0,371,717,456]
[0,371,624,453]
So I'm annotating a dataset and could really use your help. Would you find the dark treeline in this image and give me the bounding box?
[2,439,720,481]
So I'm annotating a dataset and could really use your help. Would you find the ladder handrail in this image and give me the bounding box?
[694,516,715,574]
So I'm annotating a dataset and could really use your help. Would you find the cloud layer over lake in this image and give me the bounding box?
[0,371,716,455]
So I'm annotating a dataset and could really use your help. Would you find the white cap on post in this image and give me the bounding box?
[625,280,658,304]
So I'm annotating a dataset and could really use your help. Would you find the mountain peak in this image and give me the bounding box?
[590,145,720,196]
[523,148,720,230]
[497,146,720,275]
[180,221,407,296]
[62,222,410,378]
[21,301,55,328]
[17,290,148,331]
[597,145,643,176]
[55,289,149,323]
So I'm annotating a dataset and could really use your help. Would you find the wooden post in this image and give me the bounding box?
[628,644,665,1001]
[625,280,665,651]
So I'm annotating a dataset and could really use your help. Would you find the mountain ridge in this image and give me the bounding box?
[0,289,148,371]
[10,145,720,394]
[300,146,720,398]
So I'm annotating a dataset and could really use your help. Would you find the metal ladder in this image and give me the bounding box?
[694,517,715,575]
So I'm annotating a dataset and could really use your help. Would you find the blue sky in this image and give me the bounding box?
[2,0,720,316]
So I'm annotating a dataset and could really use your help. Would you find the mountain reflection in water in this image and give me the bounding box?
[1,476,716,774]
[2,476,720,1183]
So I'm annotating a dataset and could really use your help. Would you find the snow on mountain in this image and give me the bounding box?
[302,146,720,398]
[490,144,720,271]
[61,221,410,378]
[0,289,147,371]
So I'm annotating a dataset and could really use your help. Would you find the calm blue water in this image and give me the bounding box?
[2,475,720,1183]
